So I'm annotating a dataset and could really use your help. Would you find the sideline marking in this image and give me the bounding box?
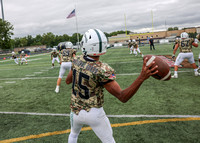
[4,81,16,84]
[27,58,41,62]
[0,53,49,63]
[25,75,35,77]
[0,117,200,143]
[34,72,43,74]
[1,111,200,118]
[0,70,193,81]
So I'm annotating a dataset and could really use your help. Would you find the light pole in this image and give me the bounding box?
[0,0,5,21]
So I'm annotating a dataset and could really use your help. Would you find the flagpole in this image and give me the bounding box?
[151,10,154,33]
[74,4,79,49]
[124,13,127,36]
[0,0,5,21]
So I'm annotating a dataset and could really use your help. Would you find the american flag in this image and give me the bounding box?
[67,9,75,19]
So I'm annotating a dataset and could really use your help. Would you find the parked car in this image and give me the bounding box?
[18,49,30,55]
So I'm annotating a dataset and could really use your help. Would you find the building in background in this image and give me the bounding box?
[108,27,199,45]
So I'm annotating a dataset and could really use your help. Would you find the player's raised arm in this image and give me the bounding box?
[104,57,158,103]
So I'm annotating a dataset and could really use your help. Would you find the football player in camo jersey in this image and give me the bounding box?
[132,39,144,57]
[172,32,199,78]
[66,29,158,143]
[196,34,200,70]
[128,39,134,54]
[20,51,28,65]
[55,42,76,93]
[11,51,19,65]
[51,48,60,68]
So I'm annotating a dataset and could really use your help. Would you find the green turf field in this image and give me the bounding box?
[0,43,200,143]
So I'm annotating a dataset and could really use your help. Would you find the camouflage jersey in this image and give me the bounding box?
[71,55,116,115]
[20,53,26,58]
[132,41,138,48]
[51,51,59,58]
[61,49,76,62]
[177,38,195,53]
[12,54,17,59]
[128,41,133,47]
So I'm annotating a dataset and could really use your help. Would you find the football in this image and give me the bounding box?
[144,55,171,81]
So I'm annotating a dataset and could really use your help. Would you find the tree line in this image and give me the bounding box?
[0,19,131,50]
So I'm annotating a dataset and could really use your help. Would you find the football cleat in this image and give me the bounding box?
[172,74,178,78]
[55,86,59,93]
[194,72,200,76]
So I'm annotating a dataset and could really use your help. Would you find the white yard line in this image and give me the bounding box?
[0,86,3,88]
[25,75,35,77]
[0,111,199,118]
[5,81,16,84]
[108,61,142,64]
[34,72,43,74]
[0,71,194,81]
[27,58,41,62]
[0,53,49,63]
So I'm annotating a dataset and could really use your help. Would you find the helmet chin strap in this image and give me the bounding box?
[83,49,87,56]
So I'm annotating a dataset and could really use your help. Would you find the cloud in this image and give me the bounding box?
[2,0,200,38]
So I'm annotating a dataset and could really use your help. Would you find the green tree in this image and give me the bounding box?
[33,34,42,45]
[14,37,21,47]
[20,37,27,47]
[26,35,34,46]
[0,19,14,49]
[70,33,82,45]
[41,32,55,47]
[168,27,173,31]
[174,27,178,30]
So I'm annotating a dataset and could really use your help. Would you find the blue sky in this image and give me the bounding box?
[1,0,200,37]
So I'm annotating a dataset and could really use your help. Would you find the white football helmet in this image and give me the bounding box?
[53,48,57,52]
[12,51,15,55]
[180,32,189,39]
[21,51,24,54]
[65,41,73,49]
[81,29,107,56]
[132,39,136,42]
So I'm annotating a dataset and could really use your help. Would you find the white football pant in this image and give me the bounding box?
[58,62,72,78]
[130,46,134,54]
[134,48,141,55]
[174,52,195,66]
[14,58,19,64]
[68,107,115,143]
[21,58,27,63]
[52,57,60,64]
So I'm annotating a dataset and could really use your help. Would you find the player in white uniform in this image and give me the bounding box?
[196,34,200,70]
[51,48,60,68]
[128,39,134,54]
[11,51,19,65]
[55,42,76,93]
[172,32,199,78]
[66,29,158,143]
[132,39,144,57]
[20,51,28,65]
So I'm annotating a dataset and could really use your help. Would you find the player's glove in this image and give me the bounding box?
[172,54,175,59]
